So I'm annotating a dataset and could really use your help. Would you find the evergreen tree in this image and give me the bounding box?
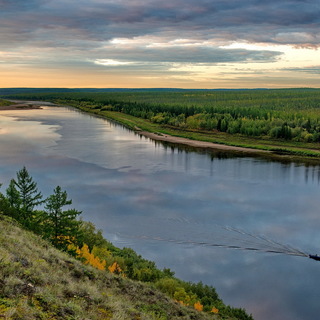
[1,182,17,219]
[44,186,82,250]
[6,167,44,227]
[6,180,21,211]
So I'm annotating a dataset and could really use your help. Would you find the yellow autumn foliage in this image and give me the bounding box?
[70,243,106,270]
[108,261,122,274]
[175,300,186,306]
[211,307,219,314]
[194,301,203,311]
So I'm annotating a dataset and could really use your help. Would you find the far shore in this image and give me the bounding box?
[2,100,319,160]
[0,100,269,155]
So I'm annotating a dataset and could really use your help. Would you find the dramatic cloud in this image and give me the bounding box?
[97,42,283,63]
[1,0,319,45]
[0,0,319,88]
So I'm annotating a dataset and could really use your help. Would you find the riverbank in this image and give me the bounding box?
[2,97,320,161]
[72,105,320,161]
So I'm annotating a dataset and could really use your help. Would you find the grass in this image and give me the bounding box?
[74,105,320,161]
[0,99,14,107]
[0,214,223,320]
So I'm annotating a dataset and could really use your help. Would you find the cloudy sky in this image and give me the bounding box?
[0,0,319,88]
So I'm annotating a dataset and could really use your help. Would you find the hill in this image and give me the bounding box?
[0,167,252,320]
[0,214,251,320]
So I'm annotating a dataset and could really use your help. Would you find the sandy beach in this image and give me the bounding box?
[138,130,270,154]
[0,103,42,111]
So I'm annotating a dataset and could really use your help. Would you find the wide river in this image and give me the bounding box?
[1,104,320,320]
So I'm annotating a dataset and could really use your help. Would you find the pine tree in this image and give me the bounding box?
[6,180,21,211]
[6,167,44,227]
[1,181,18,219]
[44,186,82,250]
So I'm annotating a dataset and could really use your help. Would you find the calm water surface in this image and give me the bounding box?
[1,105,320,320]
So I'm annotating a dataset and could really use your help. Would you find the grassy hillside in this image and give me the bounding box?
[0,167,252,320]
[0,215,250,320]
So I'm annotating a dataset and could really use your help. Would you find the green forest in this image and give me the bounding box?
[4,89,320,142]
[0,167,252,319]
[3,88,320,158]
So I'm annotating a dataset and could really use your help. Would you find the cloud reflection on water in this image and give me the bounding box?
[1,107,320,320]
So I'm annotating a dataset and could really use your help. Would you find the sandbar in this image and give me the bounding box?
[0,103,42,111]
[138,130,270,154]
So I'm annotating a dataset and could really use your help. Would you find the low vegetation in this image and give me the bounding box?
[0,167,253,320]
[0,99,14,107]
[0,214,216,320]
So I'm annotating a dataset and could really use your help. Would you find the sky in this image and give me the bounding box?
[0,0,319,89]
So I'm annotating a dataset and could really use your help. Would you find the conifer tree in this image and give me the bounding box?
[6,180,21,211]
[0,182,17,219]
[6,167,44,227]
[44,186,82,250]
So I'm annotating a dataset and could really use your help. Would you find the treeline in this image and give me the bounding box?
[0,167,252,320]
[4,89,320,142]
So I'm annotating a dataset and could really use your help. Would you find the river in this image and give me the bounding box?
[0,104,320,320]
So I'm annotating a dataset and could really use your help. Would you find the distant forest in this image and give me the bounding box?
[0,87,210,95]
[3,88,320,143]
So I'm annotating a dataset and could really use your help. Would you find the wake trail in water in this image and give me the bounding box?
[132,232,308,258]
[114,218,311,259]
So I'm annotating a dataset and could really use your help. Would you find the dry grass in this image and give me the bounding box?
[0,215,218,320]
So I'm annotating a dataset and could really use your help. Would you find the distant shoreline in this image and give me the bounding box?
[2,99,319,161]
[70,106,320,161]
[0,100,268,154]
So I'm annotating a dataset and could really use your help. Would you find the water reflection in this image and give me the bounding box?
[1,106,320,320]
